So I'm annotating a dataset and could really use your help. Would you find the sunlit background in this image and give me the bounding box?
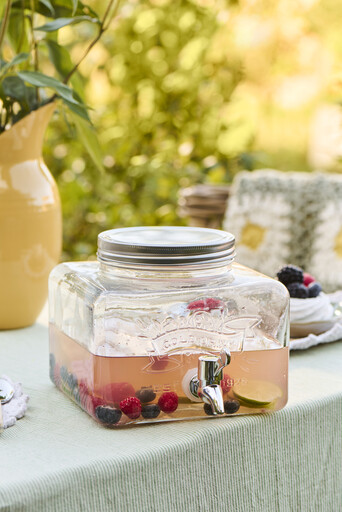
[42,0,342,260]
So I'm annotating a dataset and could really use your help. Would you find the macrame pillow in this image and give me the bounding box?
[223,169,342,291]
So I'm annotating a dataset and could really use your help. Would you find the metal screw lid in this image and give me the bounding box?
[97,226,235,266]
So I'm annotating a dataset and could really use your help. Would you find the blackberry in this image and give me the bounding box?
[203,403,215,416]
[224,400,240,414]
[276,265,304,286]
[95,406,122,425]
[287,282,309,299]
[135,387,156,403]
[141,404,160,419]
[308,282,322,298]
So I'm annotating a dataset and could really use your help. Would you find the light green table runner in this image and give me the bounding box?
[0,325,341,512]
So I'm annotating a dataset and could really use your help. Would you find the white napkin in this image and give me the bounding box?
[1,375,29,429]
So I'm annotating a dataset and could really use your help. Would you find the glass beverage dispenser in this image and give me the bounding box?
[49,227,289,426]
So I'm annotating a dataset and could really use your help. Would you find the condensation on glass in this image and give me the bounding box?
[49,227,289,427]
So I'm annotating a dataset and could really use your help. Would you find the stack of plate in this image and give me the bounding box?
[178,184,230,229]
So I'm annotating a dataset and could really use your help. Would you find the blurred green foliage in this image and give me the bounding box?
[41,0,342,260]
[44,0,251,260]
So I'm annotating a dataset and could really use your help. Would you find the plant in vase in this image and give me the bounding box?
[0,0,120,329]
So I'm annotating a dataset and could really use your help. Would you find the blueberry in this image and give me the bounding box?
[73,387,81,404]
[66,372,78,390]
[49,353,56,368]
[141,404,161,419]
[224,400,240,414]
[49,354,56,381]
[277,265,304,286]
[95,406,122,425]
[135,387,156,403]
[60,366,69,382]
[308,282,322,298]
[287,282,308,299]
[203,403,215,416]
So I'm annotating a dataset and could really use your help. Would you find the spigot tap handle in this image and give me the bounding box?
[198,348,231,384]
[188,348,231,414]
[216,348,231,377]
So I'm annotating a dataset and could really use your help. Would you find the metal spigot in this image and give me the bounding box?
[189,349,231,415]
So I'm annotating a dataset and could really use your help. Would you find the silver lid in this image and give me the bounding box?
[97,226,235,266]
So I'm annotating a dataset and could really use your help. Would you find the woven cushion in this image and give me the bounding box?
[224,169,342,291]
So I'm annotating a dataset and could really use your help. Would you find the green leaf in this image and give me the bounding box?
[45,40,85,99]
[62,98,90,122]
[11,0,98,18]
[35,15,99,32]
[0,53,29,79]
[17,70,82,106]
[71,0,78,15]
[57,0,98,18]
[2,76,28,104]
[39,0,55,15]
[44,40,72,78]
[11,0,54,16]
[68,110,105,173]
[7,11,30,53]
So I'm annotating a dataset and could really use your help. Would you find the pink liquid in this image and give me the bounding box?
[49,324,288,426]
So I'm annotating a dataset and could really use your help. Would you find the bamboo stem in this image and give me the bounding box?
[0,0,12,55]
[29,0,40,103]
[63,0,120,85]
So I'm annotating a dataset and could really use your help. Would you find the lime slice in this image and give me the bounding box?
[233,380,282,407]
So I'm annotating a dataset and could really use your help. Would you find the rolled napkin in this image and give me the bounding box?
[290,318,342,350]
[1,375,29,428]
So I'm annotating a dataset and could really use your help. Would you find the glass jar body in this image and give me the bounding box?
[49,260,289,426]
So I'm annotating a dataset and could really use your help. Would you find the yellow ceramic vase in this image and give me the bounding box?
[0,103,62,329]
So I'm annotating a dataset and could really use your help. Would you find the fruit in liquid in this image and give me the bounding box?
[49,323,288,426]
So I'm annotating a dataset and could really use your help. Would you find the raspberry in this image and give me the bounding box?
[224,400,240,414]
[303,272,315,287]
[287,282,308,299]
[187,298,224,312]
[78,379,89,401]
[95,406,122,425]
[97,382,135,406]
[308,282,322,298]
[141,404,160,419]
[136,387,156,403]
[221,375,234,394]
[149,356,169,371]
[158,392,178,413]
[276,265,304,286]
[120,397,142,419]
